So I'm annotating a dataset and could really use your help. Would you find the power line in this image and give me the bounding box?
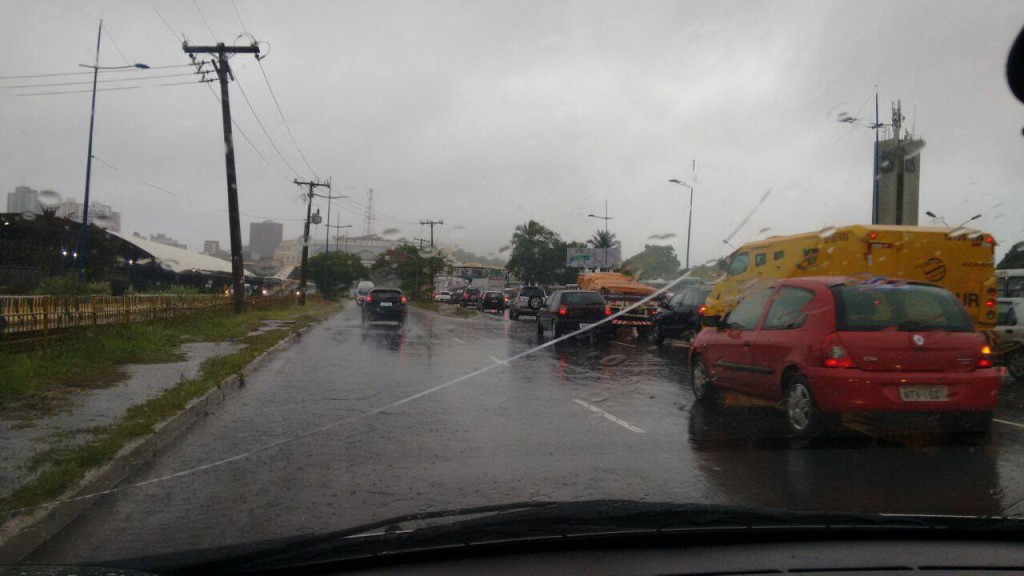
[102,24,131,66]
[255,58,318,179]
[193,0,217,40]
[15,86,140,97]
[233,73,301,176]
[205,82,274,169]
[147,0,183,41]
[0,63,197,80]
[2,71,202,90]
[230,0,249,33]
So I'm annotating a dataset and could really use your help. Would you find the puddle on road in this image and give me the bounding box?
[0,340,243,499]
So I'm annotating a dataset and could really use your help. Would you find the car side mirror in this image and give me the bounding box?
[702,315,722,328]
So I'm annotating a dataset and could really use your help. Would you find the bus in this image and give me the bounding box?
[705,224,998,330]
[996,269,1024,298]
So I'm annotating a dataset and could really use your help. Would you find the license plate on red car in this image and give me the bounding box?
[898,385,948,402]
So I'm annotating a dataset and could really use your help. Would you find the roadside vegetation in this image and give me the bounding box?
[0,298,340,517]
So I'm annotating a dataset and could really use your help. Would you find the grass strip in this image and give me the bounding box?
[0,300,339,517]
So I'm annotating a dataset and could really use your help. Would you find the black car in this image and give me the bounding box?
[478,291,506,312]
[461,287,482,307]
[509,286,547,320]
[652,286,711,345]
[449,287,466,306]
[362,288,408,325]
[536,290,611,338]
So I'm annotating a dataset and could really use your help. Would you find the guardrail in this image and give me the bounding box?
[0,293,299,340]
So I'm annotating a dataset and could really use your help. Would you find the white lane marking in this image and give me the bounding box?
[610,341,636,348]
[573,399,645,434]
[488,355,510,366]
[995,418,1024,430]
[453,337,466,344]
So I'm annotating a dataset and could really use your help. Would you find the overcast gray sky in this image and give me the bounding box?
[2,0,1024,264]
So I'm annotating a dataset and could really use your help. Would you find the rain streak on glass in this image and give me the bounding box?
[37,189,61,208]
[381,228,402,240]
[647,233,677,240]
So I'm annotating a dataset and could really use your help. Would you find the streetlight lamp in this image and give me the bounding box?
[956,214,982,228]
[668,179,695,269]
[925,210,950,227]
[77,19,149,281]
[588,199,612,271]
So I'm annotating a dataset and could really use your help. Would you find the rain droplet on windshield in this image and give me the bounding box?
[498,245,511,253]
[947,227,968,238]
[381,227,402,239]
[160,259,178,271]
[38,189,61,207]
[818,226,837,238]
[647,233,677,240]
[21,211,37,221]
[758,227,772,235]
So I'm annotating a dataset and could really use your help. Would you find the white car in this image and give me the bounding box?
[354,280,375,305]
[997,298,1024,380]
[434,291,452,303]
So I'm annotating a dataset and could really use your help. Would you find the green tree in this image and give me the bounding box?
[621,244,682,280]
[997,241,1024,269]
[307,251,368,299]
[587,229,621,249]
[370,244,449,299]
[506,220,568,286]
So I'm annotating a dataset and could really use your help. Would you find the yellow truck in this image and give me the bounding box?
[577,272,660,334]
[705,224,998,330]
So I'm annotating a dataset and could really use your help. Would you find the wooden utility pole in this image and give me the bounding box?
[183,41,260,314]
[418,219,444,247]
[294,178,331,305]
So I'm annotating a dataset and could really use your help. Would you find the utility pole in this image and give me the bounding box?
[419,219,444,247]
[183,40,260,314]
[294,178,332,305]
[414,237,428,250]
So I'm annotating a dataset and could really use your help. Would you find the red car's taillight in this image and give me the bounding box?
[365,295,372,303]
[823,333,855,368]
[698,305,707,315]
[401,295,408,303]
[558,305,567,316]
[605,305,612,316]
[978,345,994,368]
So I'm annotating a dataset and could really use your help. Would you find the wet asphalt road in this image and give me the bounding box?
[30,304,1024,564]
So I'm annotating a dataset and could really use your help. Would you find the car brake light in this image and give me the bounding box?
[978,345,994,368]
[985,298,996,309]
[698,305,707,315]
[558,305,567,316]
[869,232,878,240]
[823,333,855,368]
[605,305,612,316]
[401,295,407,303]
[985,235,994,244]
[365,295,372,303]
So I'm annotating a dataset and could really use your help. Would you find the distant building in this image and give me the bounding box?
[203,240,220,255]
[7,186,41,215]
[873,100,921,226]
[55,198,121,232]
[273,233,406,268]
[249,220,283,261]
[148,232,187,251]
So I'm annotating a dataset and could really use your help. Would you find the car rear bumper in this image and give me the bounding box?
[557,319,612,334]
[366,308,407,320]
[803,367,1002,413]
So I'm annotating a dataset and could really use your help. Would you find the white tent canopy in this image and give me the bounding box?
[109,230,255,277]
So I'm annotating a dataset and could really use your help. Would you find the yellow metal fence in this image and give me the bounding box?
[0,294,296,338]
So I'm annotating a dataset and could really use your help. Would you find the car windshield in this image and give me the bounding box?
[3,0,1024,571]
[832,284,975,332]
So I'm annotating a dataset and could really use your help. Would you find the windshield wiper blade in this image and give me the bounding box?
[110,500,1023,575]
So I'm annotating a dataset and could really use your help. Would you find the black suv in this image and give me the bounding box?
[478,291,506,312]
[652,286,711,345]
[449,287,466,306]
[509,286,547,320]
[536,290,611,339]
[461,287,482,307]
[362,288,408,325]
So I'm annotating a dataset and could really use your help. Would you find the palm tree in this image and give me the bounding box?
[587,229,620,249]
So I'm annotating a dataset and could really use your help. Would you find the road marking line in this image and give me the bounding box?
[453,337,466,344]
[610,341,636,348]
[573,399,645,433]
[995,418,1024,430]
[488,355,510,366]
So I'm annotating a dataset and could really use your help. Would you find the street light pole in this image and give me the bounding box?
[587,200,613,271]
[77,21,150,281]
[668,178,695,269]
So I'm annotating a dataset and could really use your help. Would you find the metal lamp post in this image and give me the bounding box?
[668,179,695,270]
[78,20,149,280]
[925,210,950,227]
[587,199,612,271]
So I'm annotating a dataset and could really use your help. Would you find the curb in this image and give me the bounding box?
[0,315,330,562]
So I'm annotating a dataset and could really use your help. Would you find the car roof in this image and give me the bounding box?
[370,287,402,292]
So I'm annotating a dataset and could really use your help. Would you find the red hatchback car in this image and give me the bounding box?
[689,277,1001,438]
